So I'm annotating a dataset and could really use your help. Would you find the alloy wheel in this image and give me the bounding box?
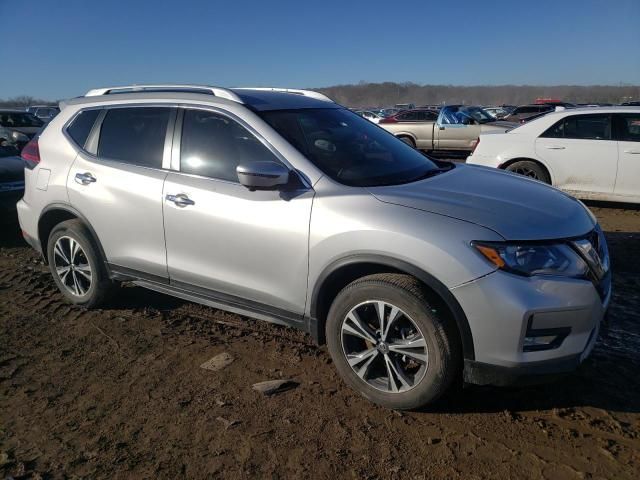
[340,301,428,393]
[53,236,92,297]
[512,166,539,179]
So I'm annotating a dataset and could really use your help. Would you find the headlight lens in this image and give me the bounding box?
[473,242,589,277]
[11,131,28,141]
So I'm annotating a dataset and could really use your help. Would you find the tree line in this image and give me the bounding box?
[2,84,639,109]
[315,82,640,107]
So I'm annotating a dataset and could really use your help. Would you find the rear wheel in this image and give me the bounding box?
[398,136,415,148]
[505,160,550,184]
[47,220,117,308]
[326,274,460,410]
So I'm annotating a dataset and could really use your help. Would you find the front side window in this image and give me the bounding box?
[614,113,640,142]
[541,114,611,140]
[180,109,279,182]
[259,108,444,187]
[98,107,170,168]
[67,109,100,149]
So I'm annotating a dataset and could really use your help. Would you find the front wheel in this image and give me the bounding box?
[326,274,460,410]
[505,160,550,184]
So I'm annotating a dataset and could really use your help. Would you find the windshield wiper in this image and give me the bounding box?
[407,165,455,183]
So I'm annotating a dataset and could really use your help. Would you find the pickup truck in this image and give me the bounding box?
[379,105,517,154]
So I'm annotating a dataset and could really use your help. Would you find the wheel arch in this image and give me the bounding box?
[309,254,475,360]
[38,204,109,272]
[499,157,553,184]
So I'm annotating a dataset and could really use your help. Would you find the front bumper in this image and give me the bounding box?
[452,269,609,386]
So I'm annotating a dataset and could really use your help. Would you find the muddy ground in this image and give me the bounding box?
[1,204,639,479]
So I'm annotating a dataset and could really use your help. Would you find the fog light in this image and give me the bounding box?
[523,317,571,352]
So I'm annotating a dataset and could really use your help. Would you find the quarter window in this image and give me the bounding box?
[180,109,280,182]
[97,107,170,168]
[541,114,611,140]
[67,109,100,149]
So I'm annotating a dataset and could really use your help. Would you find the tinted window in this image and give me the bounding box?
[180,109,279,182]
[98,107,170,168]
[541,114,610,140]
[259,108,443,187]
[397,111,420,121]
[67,109,100,149]
[615,113,640,142]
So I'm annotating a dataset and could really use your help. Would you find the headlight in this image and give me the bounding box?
[472,241,589,277]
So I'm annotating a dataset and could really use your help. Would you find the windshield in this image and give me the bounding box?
[0,112,44,128]
[259,108,443,187]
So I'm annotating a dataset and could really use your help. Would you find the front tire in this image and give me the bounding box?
[398,136,416,148]
[505,160,550,184]
[47,219,116,308]
[326,274,460,410]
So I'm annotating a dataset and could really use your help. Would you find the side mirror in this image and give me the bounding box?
[237,161,290,190]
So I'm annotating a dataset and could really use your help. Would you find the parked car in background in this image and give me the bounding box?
[467,107,640,203]
[17,84,610,410]
[0,110,44,149]
[503,104,556,123]
[0,145,25,214]
[483,106,509,119]
[355,110,382,124]
[26,105,60,122]
[379,108,401,117]
[380,105,517,153]
[394,103,415,111]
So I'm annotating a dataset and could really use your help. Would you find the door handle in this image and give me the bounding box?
[545,145,566,150]
[623,149,640,154]
[166,193,195,207]
[75,172,96,185]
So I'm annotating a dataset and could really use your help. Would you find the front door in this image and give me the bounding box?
[162,108,313,316]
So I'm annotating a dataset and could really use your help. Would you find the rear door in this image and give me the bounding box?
[535,113,618,197]
[67,106,173,279]
[613,112,640,200]
[162,107,313,315]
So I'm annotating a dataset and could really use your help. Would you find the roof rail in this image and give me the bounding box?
[234,87,333,103]
[84,84,243,104]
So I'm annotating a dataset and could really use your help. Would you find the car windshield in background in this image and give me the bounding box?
[0,112,44,128]
[259,108,444,187]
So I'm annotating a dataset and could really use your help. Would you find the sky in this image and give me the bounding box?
[1,0,639,99]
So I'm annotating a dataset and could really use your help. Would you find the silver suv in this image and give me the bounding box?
[17,85,611,410]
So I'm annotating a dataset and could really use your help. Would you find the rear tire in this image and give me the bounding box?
[505,160,550,184]
[398,136,416,148]
[326,273,460,410]
[47,219,117,308]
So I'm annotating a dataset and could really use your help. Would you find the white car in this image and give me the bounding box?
[355,110,382,124]
[467,107,640,203]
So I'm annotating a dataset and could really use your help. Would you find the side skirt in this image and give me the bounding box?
[108,264,307,334]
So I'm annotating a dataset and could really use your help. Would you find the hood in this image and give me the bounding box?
[368,164,595,241]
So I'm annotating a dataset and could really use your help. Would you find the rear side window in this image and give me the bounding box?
[98,107,170,168]
[614,113,640,142]
[180,109,280,182]
[67,109,100,149]
[541,114,611,140]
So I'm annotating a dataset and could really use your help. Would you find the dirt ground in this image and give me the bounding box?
[1,203,639,479]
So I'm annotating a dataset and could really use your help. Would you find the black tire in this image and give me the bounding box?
[326,273,460,410]
[398,136,415,148]
[505,160,551,184]
[47,219,117,308]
